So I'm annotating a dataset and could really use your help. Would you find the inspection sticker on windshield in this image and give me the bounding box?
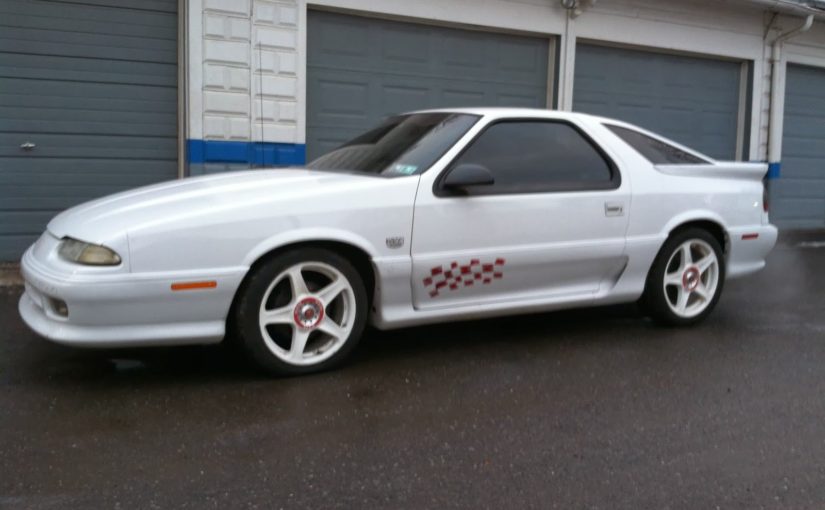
[389,164,418,175]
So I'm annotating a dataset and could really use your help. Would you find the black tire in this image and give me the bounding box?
[642,228,726,326]
[232,248,368,375]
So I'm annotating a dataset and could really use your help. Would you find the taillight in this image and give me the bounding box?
[763,181,769,213]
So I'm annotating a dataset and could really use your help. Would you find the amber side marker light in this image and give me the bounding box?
[171,281,217,291]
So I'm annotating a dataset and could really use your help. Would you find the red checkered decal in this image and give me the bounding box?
[423,258,506,297]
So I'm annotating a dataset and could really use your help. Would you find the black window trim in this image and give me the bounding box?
[433,118,622,198]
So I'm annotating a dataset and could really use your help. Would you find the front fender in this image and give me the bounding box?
[242,227,381,267]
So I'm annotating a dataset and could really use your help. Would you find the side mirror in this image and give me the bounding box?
[443,163,495,190]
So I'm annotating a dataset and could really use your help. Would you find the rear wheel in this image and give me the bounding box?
[233,248,368,375]
[643,228,725,326]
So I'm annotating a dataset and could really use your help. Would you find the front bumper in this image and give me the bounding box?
[19,244,246,347]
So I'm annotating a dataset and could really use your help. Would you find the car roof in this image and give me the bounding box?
[406,107,610,122]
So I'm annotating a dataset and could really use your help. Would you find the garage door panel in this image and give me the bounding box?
[0,90,175,116]
[771,197,824,227]
[309,16,371,62]
[440,32,488,70]
[380,27,432,67]
[0,53,175,87]
[0,212,57,235]
[440,88,487,106]
[574,44,741,160]
[0,133,176,159]
[0,236,39,261]
[310,74,371,126]
[3,77,176,103]
[0,0,177,260]
[0,9,176,40]
[0,158,176,175]
[497,39,547,74]
[380,84,433,116]
[1,105,175,127]
[771,64,825,227]
[0,31,177,64]
[307,10,549,160]
[7,119,176,138]
[495,91,544,108]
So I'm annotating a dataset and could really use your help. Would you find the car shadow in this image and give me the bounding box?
[6,301,661,388]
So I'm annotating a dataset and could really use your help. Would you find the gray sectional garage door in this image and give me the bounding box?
[306,10,549,160]
[573,44,742,160]
[0,0,178,261]
[771,64,825,228]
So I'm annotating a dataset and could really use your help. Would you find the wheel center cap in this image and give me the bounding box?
[293,297,324,329]
[682,266,701,292]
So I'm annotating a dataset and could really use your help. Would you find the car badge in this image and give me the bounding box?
[386,236,404,249]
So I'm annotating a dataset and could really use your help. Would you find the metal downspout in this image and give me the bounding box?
[767,14,813,179]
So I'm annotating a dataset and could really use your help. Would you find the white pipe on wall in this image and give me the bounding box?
[767,13,813,175]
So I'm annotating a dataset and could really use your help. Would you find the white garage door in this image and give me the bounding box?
[306,11,550,160]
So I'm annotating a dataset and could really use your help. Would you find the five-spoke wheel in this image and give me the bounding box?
[233,248,368,375]
[643,228,725,326]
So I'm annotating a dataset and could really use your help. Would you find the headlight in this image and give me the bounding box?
[58,238,122,266]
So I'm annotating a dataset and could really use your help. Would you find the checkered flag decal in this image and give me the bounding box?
[423,258,506,298]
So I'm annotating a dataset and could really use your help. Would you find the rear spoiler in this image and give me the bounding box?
[654,162,768,181]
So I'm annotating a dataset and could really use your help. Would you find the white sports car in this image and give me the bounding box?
[19,108,777,374]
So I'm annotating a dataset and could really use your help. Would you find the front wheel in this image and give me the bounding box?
[232,248,368,375]
[643,228,725,326]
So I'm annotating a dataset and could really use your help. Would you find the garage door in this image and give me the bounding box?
[771,64,825,228]
[0,0,178,261]
[307,11,549,160]
[573,44,742,160]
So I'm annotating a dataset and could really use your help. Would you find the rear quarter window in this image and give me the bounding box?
[606,124,709,165]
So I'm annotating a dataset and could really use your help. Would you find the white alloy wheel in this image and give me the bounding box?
[258,261,357,366]
[662,239,720,319]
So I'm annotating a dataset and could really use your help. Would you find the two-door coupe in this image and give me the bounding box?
[19,108,777,374]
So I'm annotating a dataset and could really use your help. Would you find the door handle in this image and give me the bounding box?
[604,202,624,217]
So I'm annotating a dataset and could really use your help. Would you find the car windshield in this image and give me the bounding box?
[307,113,480,176]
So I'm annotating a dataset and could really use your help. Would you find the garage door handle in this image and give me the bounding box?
[20,142,36,151]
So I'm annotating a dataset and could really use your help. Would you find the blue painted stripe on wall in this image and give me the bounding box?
[767,162,781,179]
[187,140,306,166]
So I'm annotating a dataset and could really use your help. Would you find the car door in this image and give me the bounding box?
[410,118,630,310]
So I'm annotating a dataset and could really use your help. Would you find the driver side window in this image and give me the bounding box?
[445,120,619,195]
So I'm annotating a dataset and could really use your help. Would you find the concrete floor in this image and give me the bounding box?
[1,232,824,509]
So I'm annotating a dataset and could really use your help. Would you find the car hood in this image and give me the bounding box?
[47,168,394,244]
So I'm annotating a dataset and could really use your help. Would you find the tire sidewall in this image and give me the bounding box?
[234,248,369,375]
[644,228,726,326]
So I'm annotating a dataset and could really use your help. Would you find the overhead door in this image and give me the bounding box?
[771,64,825,228]
[0,0,178,261]
[573,44,742,160]
[307,10,550,160]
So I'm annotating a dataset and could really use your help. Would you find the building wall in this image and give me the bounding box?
[185,0,825,171]
[188,0,304,174]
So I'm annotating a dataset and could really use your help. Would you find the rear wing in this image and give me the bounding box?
[654,162,768,181]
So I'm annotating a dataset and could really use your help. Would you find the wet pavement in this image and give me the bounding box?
[1,232,825,509]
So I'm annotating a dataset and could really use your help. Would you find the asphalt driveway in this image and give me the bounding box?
[1,232,824,509]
